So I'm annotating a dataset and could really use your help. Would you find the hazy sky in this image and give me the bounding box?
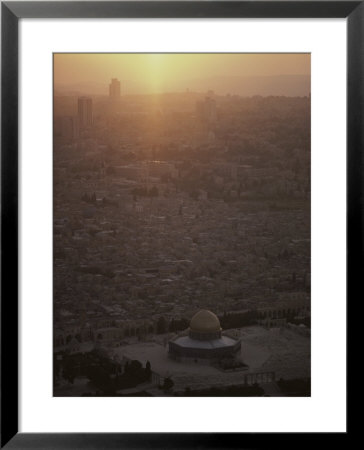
[54,53,310,95]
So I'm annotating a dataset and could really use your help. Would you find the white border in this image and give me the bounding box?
[20,18,346,432]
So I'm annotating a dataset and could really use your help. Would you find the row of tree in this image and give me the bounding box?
[55,350,153,395]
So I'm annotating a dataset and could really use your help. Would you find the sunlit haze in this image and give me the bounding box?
[54,53,310,96]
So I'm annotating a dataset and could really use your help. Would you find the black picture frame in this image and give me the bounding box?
[1,1,357,448]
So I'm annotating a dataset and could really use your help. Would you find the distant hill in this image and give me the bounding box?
[179,75,310,97]
[54,81,108,96]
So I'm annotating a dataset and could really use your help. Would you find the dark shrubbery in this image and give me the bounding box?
[115,360,152,390]
[57,351,152,395]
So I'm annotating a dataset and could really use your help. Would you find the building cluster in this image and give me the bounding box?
[53,81,311,353]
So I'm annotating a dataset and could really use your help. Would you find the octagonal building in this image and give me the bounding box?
[168,310,241,363]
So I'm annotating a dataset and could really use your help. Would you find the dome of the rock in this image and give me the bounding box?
[189,310,221,333]
[168,309,241,364]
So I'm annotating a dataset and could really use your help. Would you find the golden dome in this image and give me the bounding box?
[189,310,221,333]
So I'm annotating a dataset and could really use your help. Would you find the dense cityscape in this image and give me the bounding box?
[54,56,311,396]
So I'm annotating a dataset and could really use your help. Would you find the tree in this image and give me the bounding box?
[162,377,174,392]
[128,360,143,373]
[62,358,77,384]
[156,316,167,334]
[184,386,191,396]
[53,357,61,385]
[145,361,152,380]
[168,319,176,332]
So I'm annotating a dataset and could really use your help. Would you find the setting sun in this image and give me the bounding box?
[54,53,310,96]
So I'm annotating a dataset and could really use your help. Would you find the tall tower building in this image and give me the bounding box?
[60,116,79,140]
[78,97,93,129]
[109,78,121,100]
[196,96,217,125]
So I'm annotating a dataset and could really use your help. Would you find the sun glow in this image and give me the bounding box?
[54,53,310,96]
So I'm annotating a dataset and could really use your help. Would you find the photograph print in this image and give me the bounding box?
[53,53,311,397]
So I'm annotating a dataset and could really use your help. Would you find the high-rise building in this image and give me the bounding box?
[109,78,121,100]
[78,97,93,129]
[196,96,217,125]
[60,116,79,140]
